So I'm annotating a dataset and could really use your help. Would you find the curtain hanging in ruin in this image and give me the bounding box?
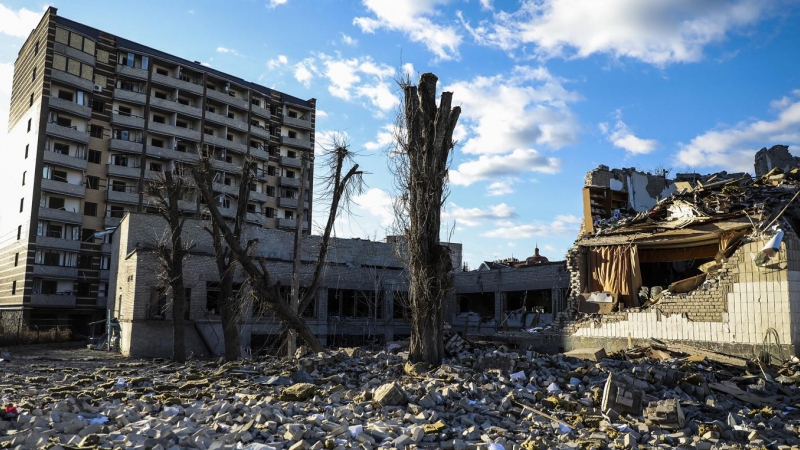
[629,245,642,308]
[588,245,634,303]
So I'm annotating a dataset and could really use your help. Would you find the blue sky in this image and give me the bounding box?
[1,0,799,268]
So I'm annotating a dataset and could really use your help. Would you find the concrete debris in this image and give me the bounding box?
[3,342,800,449]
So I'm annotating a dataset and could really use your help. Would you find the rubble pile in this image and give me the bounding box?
[2,342,800,449]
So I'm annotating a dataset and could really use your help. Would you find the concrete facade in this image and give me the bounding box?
[111,213,463,358]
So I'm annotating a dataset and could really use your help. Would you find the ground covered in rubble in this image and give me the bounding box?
[1,339,800,450]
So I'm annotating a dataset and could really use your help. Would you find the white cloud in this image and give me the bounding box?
[450,149,561,186]
[461,0,771,66]
[216,47,243,56]
[482,214,581,239]
[442,202,516,227]
[353,0,462,60]
[445,66,581,156]
[675,90,800,172]
[341,33,358,46]
[364,124,397,151]
[316,109,329,119]
[354,188,395,226]
[320,55,399,113]
[268,0,288,7]
[486,180,514,196]
[314,130,350,156]
[267,55,288,70]
[293,58,317,88]
[599,112,657,155]
[0,4,45,38]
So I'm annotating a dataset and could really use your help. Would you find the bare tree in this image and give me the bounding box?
[390,73,461,365]
[193,162,325,352]
[144,167,195,363]
[287,134,364,356]
[198,156,256,361]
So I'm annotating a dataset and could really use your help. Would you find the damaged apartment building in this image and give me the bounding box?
[562,145,800,357]
[110,213,463,357]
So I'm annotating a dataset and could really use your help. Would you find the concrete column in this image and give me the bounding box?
[494,291,503,331]
[384,290,394,342]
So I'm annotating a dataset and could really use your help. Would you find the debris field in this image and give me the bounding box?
[1,337,800,450]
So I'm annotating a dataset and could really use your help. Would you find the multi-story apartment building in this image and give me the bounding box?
[0,7,315,334]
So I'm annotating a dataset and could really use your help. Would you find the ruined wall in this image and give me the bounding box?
[754,145,800,177]
[572,231,800,353]
[584,166,676,212]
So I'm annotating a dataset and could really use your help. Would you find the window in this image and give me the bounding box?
[14,253,18,267]
[284,210,294,220]
[32,67,36,81]
[53,142,69,154]
[204,128,214,136]
[267,166,276,176]
[226,134,233,141]
[156,68,168,76]
[19,198,24,213]
[22,171,26,186]
[227,112,235,120]
[111,181,127,192]
[286,170,295,179]
[112,154,128,166]
[25,144,29,158]
[118,106,132,117]
[48,197,65,210]
[288,110,298,118]
[176,120,188,128]
[141,56,149,70]
[100,255,111,270]
[151,138,164,148]
[51,169,68,182]
[266,186,275,197]
[55,116,72,127]
[11,281,16,295]
[58,90,74,101]
[206,105,216,114]
[177,98,189,106]
[287,150,296,158]
[91,100,104,113]
[88,150,101,164]
[265,207,275,218]
[288,130,297,139]
[17,225,21,240]
[90,125,104,138]
[27,119,31,132]
[29,93,33,107]
[84,202,97,217]
[149,162,162,172]
[109,206,125,218]
[152,114,165,124]
[154,91,167,100]
[86,176,99,190]
[34,41,39,55]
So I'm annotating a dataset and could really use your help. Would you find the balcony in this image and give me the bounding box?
[249,146,271,161]
[46,122,89,145]
[281,136,312,150]
[30,293,77,308]
[53,42,95,66]
[43,150,88,171]
[206,89,248,109]
[246,212,266,226]
[113,89,147,105]
[38,206,82,224]
[250,125,270,140]
[279,176,300,188]
[109,139,143,155]
[212,182,240,197]
[146,146,200,163]
[50,69,94,91]
[211,158,242,174]
[99,269,110,281]
[149,121,201,141]
[101,243,113,254]
[116,64,147,80]
[277,218,308,230]
[278,197,298,208]
[280,156,302,169]
[104,215,122,228]
[41,178,85,198]
[151,72,203,95]
[251,104,271,119]
[150,97,202,118]
[283,115,313,130]
[48,96,92,119]
[205,111,248,132]
[107,164,141,179]
[105,188,139,205]
[204,134,248,154]
[202,205,237,219]
[35,235,82,252]
[111,113,145,129]
[249,190,267,203]
[33,265,79,279]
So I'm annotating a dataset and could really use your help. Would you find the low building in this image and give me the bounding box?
[110,212,463,357]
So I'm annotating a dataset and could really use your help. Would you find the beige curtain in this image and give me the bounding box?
[588,245,634,304]
[629,245,642,308]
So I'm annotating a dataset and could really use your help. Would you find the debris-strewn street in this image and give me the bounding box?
[2,337,800,449]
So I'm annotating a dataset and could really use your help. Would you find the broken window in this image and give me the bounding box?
[327,289,384,319]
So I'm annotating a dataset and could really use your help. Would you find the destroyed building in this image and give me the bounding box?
[563,151,800,357]
[453,248,570,333]
[110,213,463,357]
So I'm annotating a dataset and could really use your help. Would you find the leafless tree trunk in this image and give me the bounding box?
[287,153,309,358]
[288,135,364,357]
[192,161,326,353]
[145,169,194,363]
[391,73,461,365]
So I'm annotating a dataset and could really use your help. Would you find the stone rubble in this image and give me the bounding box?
[1,340,800,449]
